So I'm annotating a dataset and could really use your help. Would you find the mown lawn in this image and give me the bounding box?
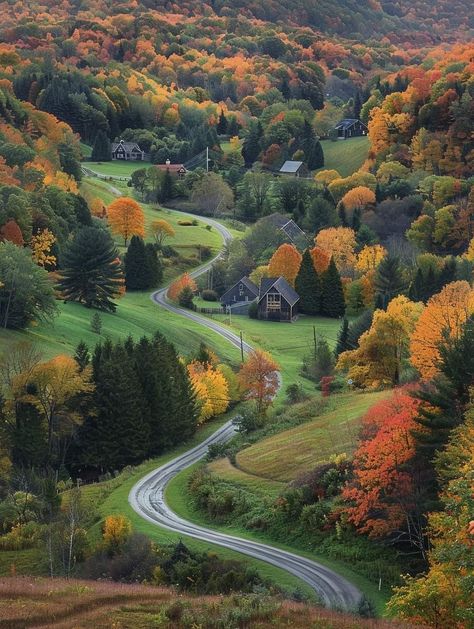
[236,390,389,482]
[198,313,345,393]
[318,137,370,177]
[84,160,151,177]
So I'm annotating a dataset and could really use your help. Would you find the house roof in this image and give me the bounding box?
[156,164,187,173]
[220,276,259,303]
[111,140,144,153]
[258,277,300,307]
[334,118,367,130]
[279,160,304,174]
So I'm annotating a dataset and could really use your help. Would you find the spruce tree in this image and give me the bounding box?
[374,255,405,310]
[242,121,262,166]
[74,341,90,372]
[124,236,149,291]
[295,249,321,315]
[9,401,48,468]
[321,257,345,318]
[352,207,361,232]
[58,227,123,312]
[91,130,111,161]
[408,268,426,303]
[353,91,362,119]
[338,202,348,227]
[217,109,228,134]
[145,243,162,288]
[160,168,174,203]
[306,139,324,170]
[335,317,349,356]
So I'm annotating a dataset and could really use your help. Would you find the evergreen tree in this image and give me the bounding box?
[295,249,321,315]
[293,198,305,224]
[321,257,345,318]
[338,202,348,227]
[124,236,148,291]
[306,139,324,170]
[335,317,349,356]
[438,258,457,290]
[242,121,262,166]
[91,130,111,161]
[74,341,90,372]
[58,227,123,312]
[352,207,361,232]
[353,91,362,119]
[408,268,426,302]
[83,345,149,470]
[227,116,239,136]
[145,243,162,288]
[9,401,48,468]
[178,286,195,309]
[346,310,373,350]
[374,255,405,309]
[160,168,174,203]
[217,109,228,134]
[281,78,291,100]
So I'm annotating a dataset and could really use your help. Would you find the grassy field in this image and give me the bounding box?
[198,312,344,393]
[84,160,150,177]
[166,459,390,614]
[318,137,370,177]
[235,390,388,482]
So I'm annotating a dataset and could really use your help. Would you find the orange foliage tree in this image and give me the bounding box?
[0,220,23,246]
[168,273,197,302]
[341,186,376,211]
[314,227,356,275]
[342,389,423,541]
[309,246,330,274]
[238,349,279,416]
[107,197,145,246]
[268,243,302,286]
[410,281,474,380]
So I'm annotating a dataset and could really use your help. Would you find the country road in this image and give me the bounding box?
[121,204,362,610]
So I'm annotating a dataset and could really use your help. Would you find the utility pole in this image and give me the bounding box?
[240,331,244,363]
[206,146,209,173]
[313,325,317,361]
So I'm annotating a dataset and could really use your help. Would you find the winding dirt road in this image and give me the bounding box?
[128,210,362,610]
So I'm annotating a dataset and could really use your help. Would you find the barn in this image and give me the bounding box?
[333,119,368,140]
[257,277,300,322]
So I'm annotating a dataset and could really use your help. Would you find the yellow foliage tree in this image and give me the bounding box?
[103,515,132,554]
[107,197,145,246]
[150,219,175,245]
[314,169,340,186]
[355,245,387,274]
[410,281,474,380]
[337,296,424,388]
[249,265,270,286]
[314,227,356,275]
[187,361,229,423]
[30,229,56,269]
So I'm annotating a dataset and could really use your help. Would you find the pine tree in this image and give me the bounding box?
[84,345,149,470]
[352,207,361,232]
[58,227,123,312]
[160,168,174,203]
[374,255,405,310]
[295,249,321,315]
[306,139,324,170]
[74,341,90,372]
[353,91,362,119]
[242,121,262,166]
[145,243,162,288]
[124,236,148,291]
[91,130,111,161]
[321,257,345,318]
[338,202,348,227]
[335,317,349,356]
[9,401,48,468]
[217,109,228,134]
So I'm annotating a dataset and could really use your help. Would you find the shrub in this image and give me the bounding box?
[160,245,179,258]
[199,245,212,261]
[248,301,258,319]
[233,408,266,434]
[102,515,132,555]
[177,220,194,226]
[0,522,42,550]
[285,383,307,404]
[178,286,195,309]
[202,289,218,301]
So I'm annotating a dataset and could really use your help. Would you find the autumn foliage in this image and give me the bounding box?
[314,228,356,275]
[342,389,421,538]
[187,361,229,424]
[410,281,474,380]
[0,220,23,246]
[107,197,145,246]
[238,350,279,416]
[268,244,302,287]
[168,273,197,302]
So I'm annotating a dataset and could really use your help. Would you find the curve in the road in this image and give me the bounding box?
[128,209,362,611]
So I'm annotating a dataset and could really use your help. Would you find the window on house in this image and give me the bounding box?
[239,283,244,296]
[267,293,281,309]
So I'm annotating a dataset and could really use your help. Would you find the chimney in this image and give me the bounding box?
[166,158,171,165]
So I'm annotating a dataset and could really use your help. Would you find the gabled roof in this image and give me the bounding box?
[220,276,259,303]
[334,118,367,130]
[156,164,187,173]
[279,160,304,173]
[258,277,300,307]
[111,140,144,153]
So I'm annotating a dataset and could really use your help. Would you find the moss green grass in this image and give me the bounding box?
[318,137,370,177]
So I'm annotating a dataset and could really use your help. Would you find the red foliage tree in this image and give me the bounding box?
[0,219,24,246]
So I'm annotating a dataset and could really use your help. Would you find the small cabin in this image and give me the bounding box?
[333,119,368,140]
[279,160,308,178]
[257,277,300,322]
[221,277,259,310]
[156,159,188,179]
[111,140,146,161]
